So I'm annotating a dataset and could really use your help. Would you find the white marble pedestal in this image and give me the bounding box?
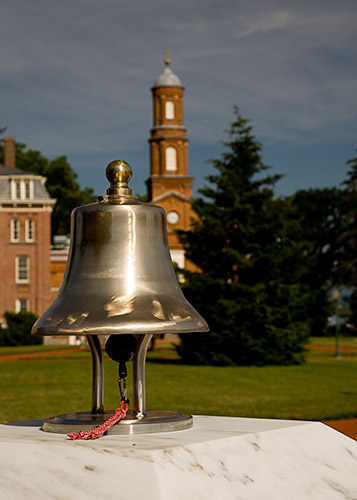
[0,416,356,499]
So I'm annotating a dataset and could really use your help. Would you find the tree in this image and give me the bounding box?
[0,312,40,346]
[0,141,96,236]
[177,107,311,366]
[287,187,344,335]
[42,156,96,235]
[336,152,357,288]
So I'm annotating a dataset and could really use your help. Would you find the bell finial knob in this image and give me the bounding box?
[106,159,133,196]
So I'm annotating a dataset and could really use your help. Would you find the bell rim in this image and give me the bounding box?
[33,324,209,336]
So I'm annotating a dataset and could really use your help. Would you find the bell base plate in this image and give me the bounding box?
[42,410,193,435]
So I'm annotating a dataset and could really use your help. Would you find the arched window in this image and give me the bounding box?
[165,100,175,119]
[11,219,19,242]
[25,219,35,242]
[165,147,177,171]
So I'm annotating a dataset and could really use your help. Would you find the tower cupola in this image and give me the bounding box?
[153,52,183,88]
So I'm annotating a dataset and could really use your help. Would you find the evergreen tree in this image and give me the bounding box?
[287,187,344,335]
[0,141,96,236]
[177,108,311,366]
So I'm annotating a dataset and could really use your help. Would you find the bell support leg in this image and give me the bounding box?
[132,334,153,418]
[87,334,104,414]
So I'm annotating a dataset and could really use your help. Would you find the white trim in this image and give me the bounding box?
[151,191,191,203]
[0,204,55,212]
[7,174,46,181]
[50,255,69,262]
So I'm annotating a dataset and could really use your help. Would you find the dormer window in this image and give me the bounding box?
[11,179,34,200]
[25,180,31,199]
[15,180,21,199]
[165,100,175,120]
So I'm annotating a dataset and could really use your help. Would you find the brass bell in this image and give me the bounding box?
[32,160,208,434]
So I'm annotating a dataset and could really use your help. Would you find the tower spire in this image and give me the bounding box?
[164,49,171,66]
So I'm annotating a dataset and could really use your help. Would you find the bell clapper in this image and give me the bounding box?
[105,334,137,407]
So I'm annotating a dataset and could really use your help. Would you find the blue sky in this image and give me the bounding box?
[1,0,356,198]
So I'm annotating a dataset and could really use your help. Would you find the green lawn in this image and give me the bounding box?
[0,337,356,424]
[308,336,357,348]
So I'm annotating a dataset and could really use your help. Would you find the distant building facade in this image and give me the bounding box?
[147,54,195,270]
[0,137,56,323]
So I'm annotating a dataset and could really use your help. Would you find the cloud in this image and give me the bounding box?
[1,0,356,196]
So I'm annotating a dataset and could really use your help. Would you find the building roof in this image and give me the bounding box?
[0,163,54,202]
[151,190,191,204]
[0,164,31,176]
[153,58,183,88]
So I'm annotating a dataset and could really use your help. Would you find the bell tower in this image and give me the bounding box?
[147,52,194,268]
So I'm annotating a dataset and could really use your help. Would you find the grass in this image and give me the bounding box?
[0,337,356,424]
[308,336,357,348]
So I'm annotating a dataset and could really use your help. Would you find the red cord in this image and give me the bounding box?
[67,401,129,440]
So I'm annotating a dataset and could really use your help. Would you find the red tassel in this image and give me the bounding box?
[67,401,128,440]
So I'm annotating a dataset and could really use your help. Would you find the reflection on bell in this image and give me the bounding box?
[32,161,208,337]
[32,160,208,435]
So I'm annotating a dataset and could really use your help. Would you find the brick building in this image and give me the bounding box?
[0,137,56,323]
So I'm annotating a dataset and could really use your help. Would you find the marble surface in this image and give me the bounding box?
[0,415,356,499]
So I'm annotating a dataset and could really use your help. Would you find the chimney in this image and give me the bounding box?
[4,137,16,168]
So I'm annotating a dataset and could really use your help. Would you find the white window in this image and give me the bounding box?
[165,100,175,119]
[11,219,20,242]
[25,181,31,199]
[16,256,30,283]
[16,298,29,312]
[15,180,21,199]
[25,219,35,242]
[166,147,177,171]
[11,179,33,200]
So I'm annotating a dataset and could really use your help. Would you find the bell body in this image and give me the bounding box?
[32,197,208,336]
